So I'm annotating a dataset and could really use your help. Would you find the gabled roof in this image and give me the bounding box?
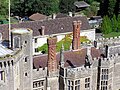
[74,1,90,8]
[0,16,91,40]
[33,47,101,69]
[29,13,47,21]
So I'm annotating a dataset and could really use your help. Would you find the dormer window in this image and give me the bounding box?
[38,26,45,35]
[39,29,42,35]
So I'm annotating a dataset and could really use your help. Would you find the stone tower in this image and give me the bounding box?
[72,21,82,50]
[11,28,33,90]
[47,36,59,90]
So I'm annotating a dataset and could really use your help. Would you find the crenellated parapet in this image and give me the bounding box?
[66,65,92,78]
[33,67,47,80]
[96,36,120,47]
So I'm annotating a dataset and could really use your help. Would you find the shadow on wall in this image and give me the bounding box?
[66,60,75,68]
[2,40,9,48]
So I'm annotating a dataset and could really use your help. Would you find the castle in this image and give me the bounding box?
[0,18,120,90]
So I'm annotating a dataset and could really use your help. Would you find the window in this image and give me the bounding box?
[25,57,28,62]
[35,38,37,43]
[68,80,74,90]
[14,37,20,48]
[85,78,90,89]
[33,80,44,88]
[25,41,27,44]
[101,69,109,90]
[0,71,4,81]
[75,80,80,90]
[38,29,42,35]
[35,48,38,52]
[67,80,80,90]
[25,73,27,76]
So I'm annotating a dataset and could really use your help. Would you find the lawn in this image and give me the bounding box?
[103,32,120,38]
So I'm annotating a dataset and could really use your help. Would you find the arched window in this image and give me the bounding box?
[14,36,20,48]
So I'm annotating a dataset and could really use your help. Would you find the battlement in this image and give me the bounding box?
[96,36,120,41]
[66,65,92,78]
[33,67,47,80]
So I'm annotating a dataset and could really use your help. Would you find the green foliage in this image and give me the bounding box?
[108,0,116,17]
[101,15,112,34]
[38,43,48,54]
[38,34,90,54]
[86,0,95,4]
[82,1,99,17]
[111,15,117,32]
[59,0,76,13]
[104,32,120,38]
[11,0,59,16]
[0,0,8,18]
[117,14,120,32]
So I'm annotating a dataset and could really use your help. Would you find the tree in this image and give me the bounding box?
[99,0,109,17]
[101,15,112,34]
[117,14,120,32]
[108,0,117,17]
[11,0,59,16]
[111,14,117,32]
[0,0,9,19]
[82,1,99,17]
[59,0,76,13]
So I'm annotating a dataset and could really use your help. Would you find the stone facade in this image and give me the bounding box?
[0,28,33,90]
[1,27,120,90]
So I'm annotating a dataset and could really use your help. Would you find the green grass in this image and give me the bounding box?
[103,32,120,38]
[38,34,90,54]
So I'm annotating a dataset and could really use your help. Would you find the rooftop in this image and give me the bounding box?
[0,44,13,57]
[12,28,30,34]
[33,47,101,69]
[74,1,90,8]
[0,16,91,40]
[29,13,47,21]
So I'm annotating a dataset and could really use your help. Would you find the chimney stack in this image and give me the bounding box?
[72,21,82,50]
[52,13,56,19]
[47,36,57,74]
[41,26,45,35]
[69,12,72,17]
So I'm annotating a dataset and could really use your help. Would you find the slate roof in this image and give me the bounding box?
[0,16,90,40]
[29,13,47,21]
[56,13,69,18]
[0,44,13,57]
[33,47,101,69]
[74,1,90,8]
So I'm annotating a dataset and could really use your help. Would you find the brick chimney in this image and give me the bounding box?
[47,36,57,73]
[72,20,82,50]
